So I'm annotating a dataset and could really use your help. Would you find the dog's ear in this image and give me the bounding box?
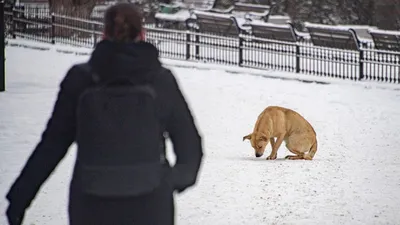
[260,135,268,142]
[243,133,252,141]
[258,132,269,142]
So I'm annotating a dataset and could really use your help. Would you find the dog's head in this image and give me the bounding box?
[242,132,269,157]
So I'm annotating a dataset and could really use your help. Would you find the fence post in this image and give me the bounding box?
[1,0,5,92]
[238,35,243,67]
[195,33,199,60]
[185,32,190,60]
[51,13,55,44]
[359,49,364,80]
[295,45,300,73]
[11,6,16,39]
[92,23,97,48]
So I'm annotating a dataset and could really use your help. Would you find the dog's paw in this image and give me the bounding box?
[266,155,277,160]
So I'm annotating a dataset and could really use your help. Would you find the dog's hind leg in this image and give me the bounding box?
[284,139,306,160]
[284,148,305,160]
[285,134,316,160]
[303,139,317,160]
[285,155,304,160]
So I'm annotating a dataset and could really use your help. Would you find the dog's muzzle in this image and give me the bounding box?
[255,153,262,157]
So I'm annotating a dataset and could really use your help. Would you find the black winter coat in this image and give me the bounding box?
[6,40,204,212]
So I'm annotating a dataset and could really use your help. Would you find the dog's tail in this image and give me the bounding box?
[304,139,317,160]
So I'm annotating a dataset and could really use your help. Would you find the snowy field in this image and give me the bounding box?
[1,41,400,225]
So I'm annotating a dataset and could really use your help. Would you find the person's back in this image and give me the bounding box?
[5,3,203,225]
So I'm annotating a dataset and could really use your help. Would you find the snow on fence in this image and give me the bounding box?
[3,5,400,84]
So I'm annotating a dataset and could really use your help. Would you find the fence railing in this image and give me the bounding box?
[1,0,5,92]
[4,3,400,84]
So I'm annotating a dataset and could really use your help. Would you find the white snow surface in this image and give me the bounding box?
[1,42,400,225]
[235,2,271,9]
[368,28,400,37]
[304,22,355,32]
[155,9,192,22]
[249,21,293,29]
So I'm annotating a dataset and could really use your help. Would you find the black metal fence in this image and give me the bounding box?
[1,0,5,92]
[4,3,400,84]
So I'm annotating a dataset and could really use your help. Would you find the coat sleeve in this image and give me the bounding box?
[6,66,82,209]
[165,71,204,193]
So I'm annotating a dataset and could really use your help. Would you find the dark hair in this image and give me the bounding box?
[104,3,143,43]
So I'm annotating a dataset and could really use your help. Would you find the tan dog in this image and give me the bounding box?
[243,106,317,160]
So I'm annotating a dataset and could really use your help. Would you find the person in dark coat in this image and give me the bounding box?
[5,3,204,225]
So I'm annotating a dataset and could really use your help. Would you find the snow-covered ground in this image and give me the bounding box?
[1,41,400,225]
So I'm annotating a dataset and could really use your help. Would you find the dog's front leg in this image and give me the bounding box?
[269,137,275,152]
[266,135,284,160]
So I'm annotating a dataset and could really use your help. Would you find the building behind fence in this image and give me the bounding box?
[3,2,400,84]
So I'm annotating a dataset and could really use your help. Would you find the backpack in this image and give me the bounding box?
[74,63,166,198]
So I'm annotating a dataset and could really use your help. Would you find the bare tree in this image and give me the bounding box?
[49,0,98,16]
[49,0,101,37]
[374,0,400,30]
[270,0,399,30]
